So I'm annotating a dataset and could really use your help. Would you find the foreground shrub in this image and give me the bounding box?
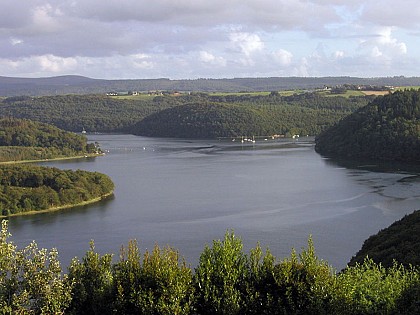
[67,241,114,315]
[335,258,419,314]
[245,237,337,315]
[1,221,420,314]
[0,220,72,314]
[113,240,193,315]
[194,231,249,314]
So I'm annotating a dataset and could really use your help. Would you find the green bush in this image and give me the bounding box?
[67,241,114,315]
[113,240,193,315]
[0,220,72,314]
[194,231,249,314]
[335,258,419,314]
[1,222,420,314]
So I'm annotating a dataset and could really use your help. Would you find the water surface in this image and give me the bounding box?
[8,135,420,270]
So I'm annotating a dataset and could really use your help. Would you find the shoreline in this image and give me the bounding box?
[0,151,113,218]
[0,152,104,165]
[0,191,114,218]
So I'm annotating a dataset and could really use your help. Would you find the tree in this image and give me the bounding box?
[194,231,249,315]
[0,220,72,314]
[67,241,114,315]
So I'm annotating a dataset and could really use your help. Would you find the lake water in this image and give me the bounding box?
[7,134,420,270]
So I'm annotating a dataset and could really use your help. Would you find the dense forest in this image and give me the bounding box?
[315,89,420,162]
[0,95,170,133]
[131,102,271,138]
[0,118,99,162]
[129,93,372,138]
[0,165,114,216]
[0,93,372,136]
[1,74,420,96]
[0,224,419,314]
[349,210,420,268]
[0,118,114,216]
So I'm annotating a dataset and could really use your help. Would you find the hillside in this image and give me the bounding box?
[131,102,272,138]
[0,118,98,162]
[315,89,420,162]
[0,94,178,132]
[2,75,420,96]
[130,93,371,139]
[349,210,420,268]
[0,93,371,135]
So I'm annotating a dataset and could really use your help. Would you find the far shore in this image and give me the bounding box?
[0,191,114,218]
[0,152,104,165]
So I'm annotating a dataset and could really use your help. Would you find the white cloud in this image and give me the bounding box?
[199,51,227,67]
[10,38,23,46]
[376,27,407,54]
[130,54,154,70]
[333,50,345,59]
[0,0,419,79]
[359,27,408,61]
[272,49,293,66]
[229,32,264,56]
[37,54,78,73]
[370,47,383,58]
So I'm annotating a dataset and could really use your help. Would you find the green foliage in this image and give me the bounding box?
[1,222,420,314]
[194,231,249,314]
[67,241,114,315]
[0,220,72,314]
[349,210,420,268]
[113,241,194,315]
[0,117,99,162]
[131,94,371,139]
[315,89,420,162]
[268,238,337,314]
[336,258,419,314]
[0,95,180,133]
[0,93,371,137]
[2,75,420,96]
[0,165,114,216]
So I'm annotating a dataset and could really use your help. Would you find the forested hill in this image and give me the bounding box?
[0,94,176,132]
[0,118,98,162]
[131,103,269,138]
[349,210,420,268]
[315,89,420,162]
[130,93,372,139]
[2,75,420,96]
[0,93,372,135]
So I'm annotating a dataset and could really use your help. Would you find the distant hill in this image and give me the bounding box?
[0,92,371,135]
[129,93,371,139]
[131,103,270,139]
[349,210,420,268]
[315,89,420,162]
[2,75,420,96]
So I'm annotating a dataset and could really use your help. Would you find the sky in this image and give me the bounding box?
[1,0,420,79]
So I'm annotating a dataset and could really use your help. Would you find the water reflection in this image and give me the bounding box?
[6,135,420,270]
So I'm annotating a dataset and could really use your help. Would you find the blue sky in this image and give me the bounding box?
[1,0,420,79]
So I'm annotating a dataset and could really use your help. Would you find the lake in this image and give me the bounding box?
[7,134,420,270]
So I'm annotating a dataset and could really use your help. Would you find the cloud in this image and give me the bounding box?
[359,27,408,59]
[10,38,23,46]
[229,32,264,56]
[199,51,226,67]
[360,0,420,28]
[272,49,293,66]
[0,0,419,79]
[37,54,78,72]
